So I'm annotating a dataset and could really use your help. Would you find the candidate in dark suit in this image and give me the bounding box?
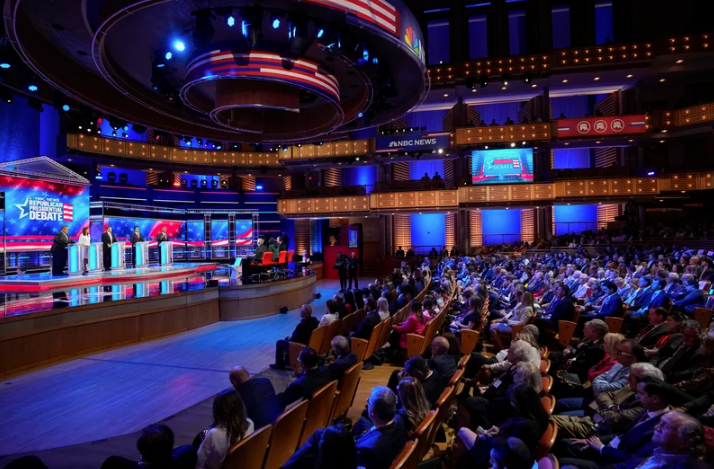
[101,226,117,271]
[50,225,72,275]
[129,226,145,268]
[270,304,319,370]
[279,348,332,409]
[229,366,281,429]
[355,387,407,469]
[323,336,358,384]
[557,379,676,468]
[156,227,169,245]
[277,235,288,252]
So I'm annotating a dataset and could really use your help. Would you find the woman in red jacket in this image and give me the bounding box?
[393,299,428,350]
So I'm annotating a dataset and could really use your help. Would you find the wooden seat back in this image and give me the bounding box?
[319,320,342,355]
[350,337,369,363]
[534,420,557,460]
[694,307,713,330]
[299,380,339,446]
[448,368,465,388]
[426,385,455,455]
[558,320,577,347]
[412,410,437,460]
[339,312,359,336]
[605,316,624,334]
[364,321,385,361]
[388,440,418,469]
[540,358,551,376]
[458,354,470,369]
[460,329,480,355]
[541,394,556,415]
[263,400,309,469]
[222,424,272,469]
[541,375,554,396]
[331,362,362,421]
[289,326,327,374]
[379,316,394,349]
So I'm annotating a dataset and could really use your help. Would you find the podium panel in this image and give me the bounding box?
[160,242,173,265]
[135,242,149,267]
[88,242,104,272]
[111,243,126,269]
[68,244,80,274]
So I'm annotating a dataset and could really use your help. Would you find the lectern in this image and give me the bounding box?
[111,243,125,269]
[134,241,149,268]
[159,242,173,265]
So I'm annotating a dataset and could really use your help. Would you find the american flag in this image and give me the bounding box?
[63,203,73,222]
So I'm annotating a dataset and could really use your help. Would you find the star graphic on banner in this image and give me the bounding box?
[15,197,30,219]
[486,162,494,170]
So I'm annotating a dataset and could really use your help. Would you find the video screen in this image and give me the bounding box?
[211,219,229,258]
[186,220,205,246]
[349,229,358,248]
[471,148,534,184]
[235,219,253,247]
[103,217,185,247]
[1,176,89,251]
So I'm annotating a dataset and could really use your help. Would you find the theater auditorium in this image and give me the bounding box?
[1,0,714,468]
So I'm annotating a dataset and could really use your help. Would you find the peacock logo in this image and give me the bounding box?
[404,27,425,62]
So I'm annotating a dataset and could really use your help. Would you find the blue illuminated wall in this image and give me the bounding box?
[0,96,61,162]
[99,166,147,186]
[409,160,444,180]
[406,110,448,132]
[553,149,591,169]
[473,102,522,126]
[411,213,445,248]
[343,166,377,193]
[482,209,521,245]
[554,205,598,235]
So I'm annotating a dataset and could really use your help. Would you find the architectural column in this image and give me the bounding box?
[449,5,467,64]
[536,206,553,241]
[526,0,553,54]
[487,0,510,58]
[569,0,596,47]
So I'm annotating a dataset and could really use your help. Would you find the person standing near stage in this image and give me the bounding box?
[78,227,91,275]
[130,226,145,267]
[50,225,73,276]
[335,252,349,292]
[348,252,359,289]
[102,226,117,271]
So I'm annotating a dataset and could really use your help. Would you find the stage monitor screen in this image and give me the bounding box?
[103,217,185,247]
[1,177,89,251]
[235,219,253,247]
[186,220,205,245]
[349,229,358,248]
[471,148,534,185]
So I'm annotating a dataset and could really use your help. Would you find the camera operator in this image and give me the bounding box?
[334,252,349,292]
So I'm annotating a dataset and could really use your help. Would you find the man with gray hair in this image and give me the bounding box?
[552,363,664,439]
[324,335,357,383]
[355,386,407,469]
[550,319,608,386]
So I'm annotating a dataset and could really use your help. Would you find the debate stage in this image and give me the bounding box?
[0,262,320,378]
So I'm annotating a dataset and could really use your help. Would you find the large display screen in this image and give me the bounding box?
[103,217,185,247]
[1,176,89,251]
[471,148,534,185]
[349,229,358,248]
[211,220,229,246]
[186,220,205,247]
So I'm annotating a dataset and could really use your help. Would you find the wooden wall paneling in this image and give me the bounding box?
[469,210,483,247]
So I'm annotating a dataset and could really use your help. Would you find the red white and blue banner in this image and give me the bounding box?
[235,219,253,246]
[303,0,399,36]
[1,176,89,251]
[556,115,648,138]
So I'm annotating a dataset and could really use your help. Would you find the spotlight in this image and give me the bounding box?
[647,171,655,176]
[317,28,324,38]
[241,7,263,49]
[220,180,228,188]
[227,16,235,27]
[123,133,128,138]
[96,170,103,180]
[180,178,188,187]
[27,81,38,92]
[502,75,509,86]
[211,180,219,189]
[201,180,208,188]
[510,142,516,147]
[256,184,263,190]
[123,125,129,131]
[523,73,532,84]
[173,40,186,52]
[196,138,204,146]
[165,51,173,61]
[0,62,10,69]
[480,76,488,88]
[112,131,117,137]
[0,89,12,103]
[272,17,281,29]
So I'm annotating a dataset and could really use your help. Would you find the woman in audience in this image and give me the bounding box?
[450,296,484,334]
[489,291,535,351]
[391,299,427,352]
[423,297,438,319]
[456,385,550,469]
[376,296,390,321]
[573,276,592,302]
[283,424,358,469]
[587,332,624,382]
[396,377,431,434]
[195,390,254,469]
[318,299,339,327]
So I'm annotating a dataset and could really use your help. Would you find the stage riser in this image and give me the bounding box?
[0,290,220,379]
[219,273,317,320]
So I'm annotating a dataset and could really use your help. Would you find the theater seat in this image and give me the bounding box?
[534,420,557,460]
[222,424,272,469]
[298,380,338,446]
[263,400,309,469]
[389,440,418,469]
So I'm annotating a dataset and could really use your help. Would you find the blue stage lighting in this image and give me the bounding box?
[256,185,263,190]
[358,112,363,118]
[28,84,38,92]
[227,16,235,27]
[362,48,369,61]
[0,62,10,69]
[317,28,324,38]
[165,51,173,60]
[173,40,186,52]
[241,21,248,37]
[61,104,70,112]
[156,63,165,68]
[272,18,280,29]
[372,57,379,65]
[123,125,129,131]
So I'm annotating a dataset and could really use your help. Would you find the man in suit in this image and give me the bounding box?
[101,226,117,271]
[580,281,623,325]
[534,282,576,343]
[633,307,669,348]
[348,252,359,289]
[254,238,268,259]
[395,246,405,258]
[101,424,196,469]
[277,235,287,252]
[605,411,709,469]
[700,257,714,282]
[387,355,445,407]
[229,366,281,429]
[50,225,72,275]
[657,318,705,384]
[557,379,676,468]
[130,226,145,268]
[628,277,654,310]
[428,336,458,384]
[281,231,290,250]
[551,319,608,385]
[324,336,357,384]
[156,227,169,245]
[279,347,331,409]
[355,386,407,469]
[351,304,381,340]
[672,275,706,312]
[270,304,319,370]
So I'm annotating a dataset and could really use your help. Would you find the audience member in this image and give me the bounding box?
[283,423,359,469]
[280,347,331,409]
[429,336,458,384]
[229,366,281,429]
[324,336,358,383]
[102,424,196,469]
[270,304,319,370]
[354,387,407,469]
[195,390,254,469]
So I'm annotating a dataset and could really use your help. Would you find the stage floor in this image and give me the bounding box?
[0,279,340,457]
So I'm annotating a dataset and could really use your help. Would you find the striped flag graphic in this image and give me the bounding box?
[62,203,73,222]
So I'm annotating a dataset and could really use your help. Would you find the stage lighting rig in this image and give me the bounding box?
[191,9,215,49]
[240,6,264,49]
